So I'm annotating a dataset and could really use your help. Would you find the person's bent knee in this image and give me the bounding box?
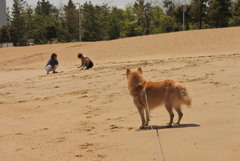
[45,65,53,72]
[52,65,58,71]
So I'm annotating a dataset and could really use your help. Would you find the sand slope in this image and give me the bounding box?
[0,27,240,161]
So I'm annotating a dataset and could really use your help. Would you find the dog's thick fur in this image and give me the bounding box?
[126,68,192,129]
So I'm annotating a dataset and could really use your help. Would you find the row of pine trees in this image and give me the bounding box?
[0,0,240,46]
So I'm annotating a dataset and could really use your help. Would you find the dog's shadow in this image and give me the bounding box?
[140,123,200,130]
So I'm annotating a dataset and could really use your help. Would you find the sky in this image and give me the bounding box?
[6,0,138,9]
[6,0,187,10]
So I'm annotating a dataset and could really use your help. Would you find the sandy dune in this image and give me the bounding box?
[0,27,240,161]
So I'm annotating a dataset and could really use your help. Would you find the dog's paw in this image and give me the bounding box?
[173,123,180,127]
[166,124,172,128]
[138,125,145,130]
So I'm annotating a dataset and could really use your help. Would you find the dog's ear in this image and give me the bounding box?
[137,67,143,74]
[126,68,131,78]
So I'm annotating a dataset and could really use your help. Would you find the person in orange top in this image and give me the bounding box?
[77,53,94,70]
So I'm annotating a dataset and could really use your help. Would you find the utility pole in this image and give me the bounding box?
[74,2,81,42]
[199,0,203,29]
[182,5,187,31]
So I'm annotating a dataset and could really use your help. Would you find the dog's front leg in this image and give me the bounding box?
[137,106,146,129]
[144,107,150,126]
[134,98,146,129]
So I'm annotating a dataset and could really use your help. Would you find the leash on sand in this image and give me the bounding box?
[144,86,166,161]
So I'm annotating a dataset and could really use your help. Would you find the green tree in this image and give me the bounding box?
[81,2,101,41]
[120,6,141,37]
[7,0,239,45]
[134,0,152,35]
[96,4,111,40]
[159,14,178,32]
[0,26,11,43]
[33,0,58,44]
[55,9,70,43]
[46,25,57,43]
[189,0,208,29]
[149,6,164,34]
[23,5,35,41]
[11,0,27,45]
[207,0,232,28]
[163,0,175,16]
[229,0,240,26]
[108,7,124,39]
[149,6,177,34]
[35,0,54,16]
[64,0,79,42]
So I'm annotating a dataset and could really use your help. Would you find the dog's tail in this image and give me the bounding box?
[176,83,192,107]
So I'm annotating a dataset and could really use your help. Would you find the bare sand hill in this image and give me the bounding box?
[0,27,240,161]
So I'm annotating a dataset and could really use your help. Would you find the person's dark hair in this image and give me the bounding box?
[51,53,57,59]
[78,53,83,58]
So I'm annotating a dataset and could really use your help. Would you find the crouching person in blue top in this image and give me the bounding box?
[45,53,59,74]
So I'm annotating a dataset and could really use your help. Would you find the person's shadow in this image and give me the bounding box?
[140,123,200,130]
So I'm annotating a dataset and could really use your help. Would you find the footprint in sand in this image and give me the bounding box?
[42,96,54,101]
[185,77,206,82]
[34,128,49,133]
[84,126,95,132]
[128,127,134,131]
[87,149,93,153]
[100,134,107,137]
[18,100,27,103]
[15,148,23,152]
[56,137,66,143]
[210,81,221,86]
[80,143,93,149]
[89,99,96,102]
[75,154,83,158]
[97,154,106,159]
[109,125,124,132]
[79,95,88,98]
[40,128,49,131]
[110,125,119,129]
[205,73,214,77]
[84,110,92,115]
[108,117,126,121]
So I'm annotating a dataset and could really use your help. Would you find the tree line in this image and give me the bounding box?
[0,0,240,46]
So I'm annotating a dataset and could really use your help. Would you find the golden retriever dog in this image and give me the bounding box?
[126,68,192,129]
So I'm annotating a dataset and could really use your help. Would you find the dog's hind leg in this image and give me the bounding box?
[165,105,174,128]
[137,106,146,129]
[174,106,183,125]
